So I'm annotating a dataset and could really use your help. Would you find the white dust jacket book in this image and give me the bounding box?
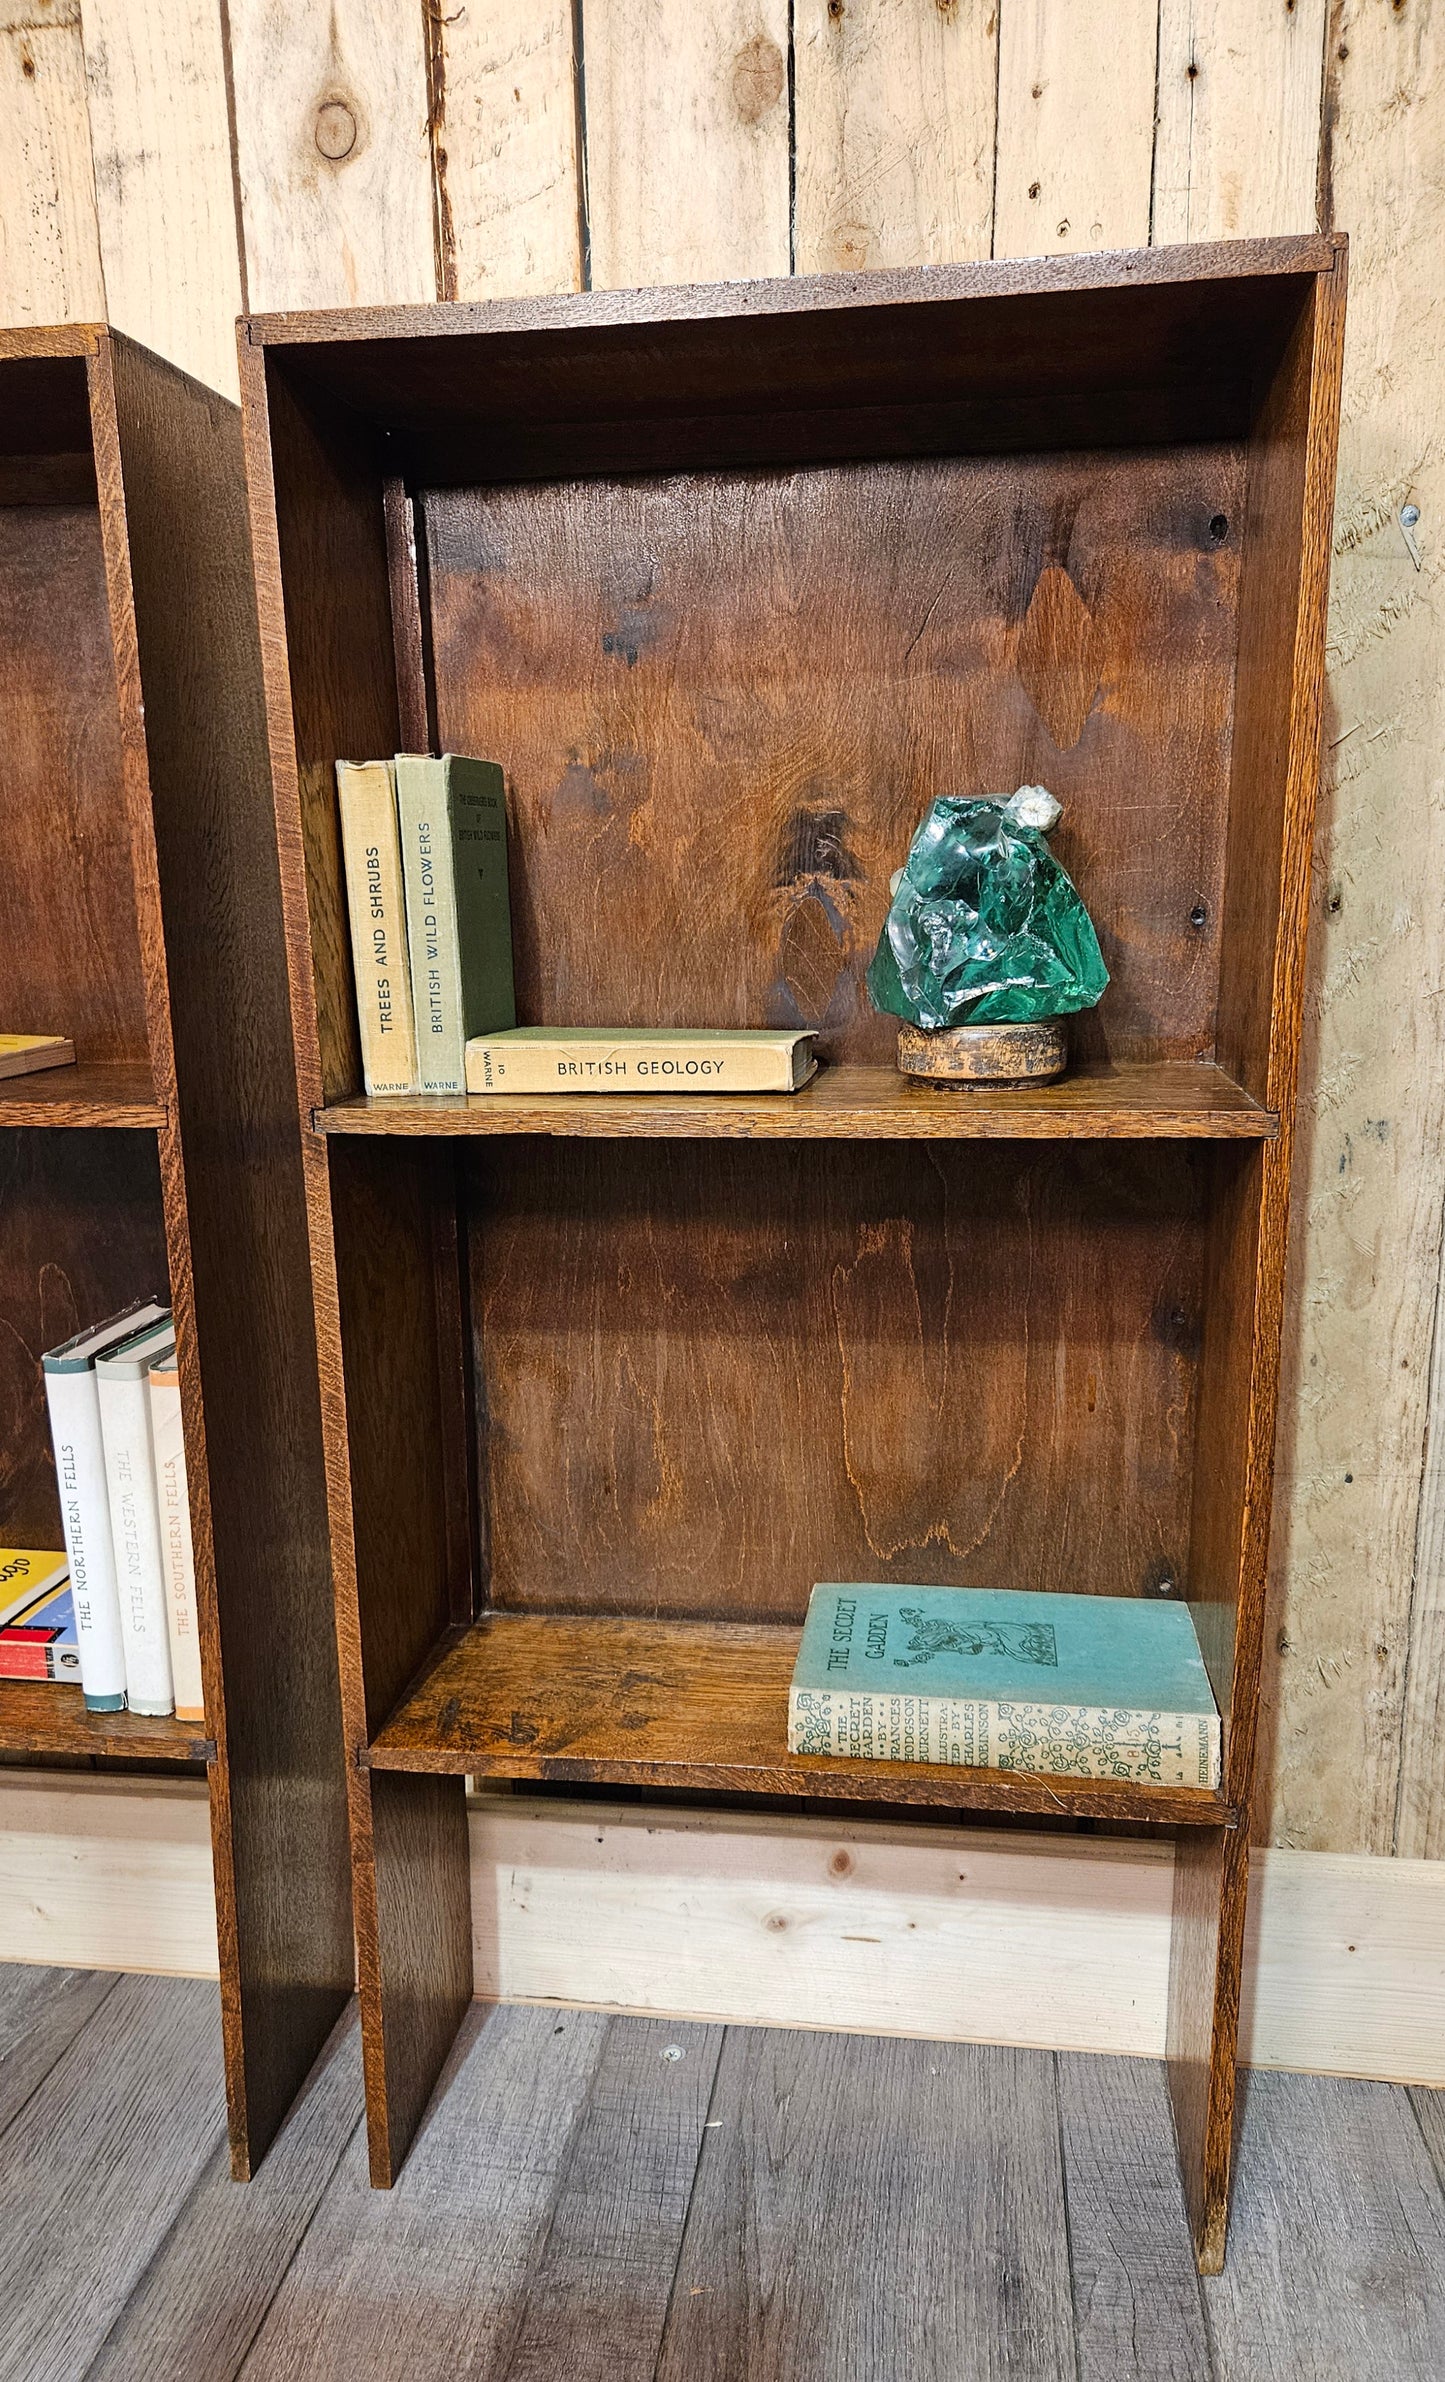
[42,1299,169,1711]
[96,1316,177,1715]
[148,1348,203,1722]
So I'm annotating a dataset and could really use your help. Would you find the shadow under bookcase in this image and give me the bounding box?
[0,327,352,2172]
[238,235,1345,2267]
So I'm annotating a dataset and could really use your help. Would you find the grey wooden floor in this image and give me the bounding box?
[1,1966,1443,2380]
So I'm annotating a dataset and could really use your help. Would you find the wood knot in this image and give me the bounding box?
[315,98,359,161]
[731,34,785,126]
[763,1911,789,1932]
[828,1849,854,1878]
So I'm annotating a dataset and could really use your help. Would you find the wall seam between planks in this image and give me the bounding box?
[1146,0,1171,246]
[422,0,455,301]
[214,0,251,316]
[571,0,592,290]
[1392,1189,1445,1857]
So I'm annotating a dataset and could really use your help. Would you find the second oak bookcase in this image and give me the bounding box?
[238,238,1346,2269]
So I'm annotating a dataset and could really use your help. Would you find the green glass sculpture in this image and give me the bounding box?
[867,785,1108,1031]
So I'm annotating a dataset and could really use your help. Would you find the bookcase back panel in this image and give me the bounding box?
[0,1129,168,1545]
[0,502,150,1066]
[423,441,1242,1069]
[466,1138,1206,1624]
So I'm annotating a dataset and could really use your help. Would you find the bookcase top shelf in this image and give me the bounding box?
[0,1062,164,1131]
[365,1611,1236,1828]
[315,1059,1276,1143]
[0,1678,213,1762]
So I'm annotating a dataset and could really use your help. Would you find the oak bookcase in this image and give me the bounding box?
[239,237,1345,2267]
[0,327,352,2173]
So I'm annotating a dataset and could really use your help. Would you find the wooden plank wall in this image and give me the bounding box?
[0,0,1439,1866]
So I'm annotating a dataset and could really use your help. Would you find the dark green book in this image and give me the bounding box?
[396,754,516,1093]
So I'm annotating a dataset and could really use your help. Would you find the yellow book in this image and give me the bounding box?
[0,1547,69,1630]
[0,1034,75,1079]
[465,1027,818,1095]
[336,760,418,1094]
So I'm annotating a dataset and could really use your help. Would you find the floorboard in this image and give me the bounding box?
[1057,2051,1210,2381]
[1202,2071,1445,2382]
[1407,2084,1445,2192]
[655,2029,1077,2382]
[503,2015,725,2382]
[0,1962,118,2140]
[0,1975,225,2382]
[239,2003,612,2380]
[83,2004,365,2382]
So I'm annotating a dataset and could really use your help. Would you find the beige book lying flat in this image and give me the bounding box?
[465,1028,818,1095]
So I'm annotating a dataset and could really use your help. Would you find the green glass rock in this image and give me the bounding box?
[867,785,1109,1031]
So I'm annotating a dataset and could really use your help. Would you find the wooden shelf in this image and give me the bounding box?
[0,1061,163,1129]
[0,1678,212,1761]
[367,1611,1236,1827]
[316,1059,1276,1143]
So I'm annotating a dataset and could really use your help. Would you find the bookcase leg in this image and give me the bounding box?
[355,1770,473,2187]
[1166,1822,1249,2273]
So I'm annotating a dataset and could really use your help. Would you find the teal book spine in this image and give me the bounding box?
[787,1585,1221,1788]
[397,754,515,1095]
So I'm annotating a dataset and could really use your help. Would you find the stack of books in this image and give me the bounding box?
[336,755,818,1098]
[27,1301,203,1721]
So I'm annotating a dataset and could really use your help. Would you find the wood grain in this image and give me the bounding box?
[316,1060,1277,1142]
[243,2002,612,2379]
[504,2016,725,2382]
[0,1680,210,1761]
[1202,2069,1445,2375]
[0,1973,225,2379]
[426,444,1242,1068]
[656,2030,1077,2381]
[993,0,1158,258]
[1058,2052,1211,2381]
[582,0,790,289]
[0,1062,163,1128]
[78,0,244,400]
[0,1960,117,2138]
[429,0,581,302]
[0,0,104,324]
[368,1612,1235,1828]
[792,0,996,275]
[85,2004,363,2381]
[226,0,435,313]
[1154,0,1328,246]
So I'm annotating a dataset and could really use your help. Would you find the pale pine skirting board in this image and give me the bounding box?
[1,1773,1441,2086]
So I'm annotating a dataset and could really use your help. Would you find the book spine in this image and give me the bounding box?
[787,1689,1220,1788]
[336,761,418,1094]
[396,758,465,1094]
[0,1638,77,1683]
[148,1370,204,1722]
[465,1040,809,1094]
[42,1366,127,1710]
[97,1372,174,1716]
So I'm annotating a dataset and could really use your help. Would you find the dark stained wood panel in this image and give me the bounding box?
[0,1127,168,1554]
[0,502,151,1069]
[0,1681,211,1760]
[426,444,1241,1070]
[366,1611,1235,1826]
[469,1138,1208,1623]
[316,1057,1277,1141]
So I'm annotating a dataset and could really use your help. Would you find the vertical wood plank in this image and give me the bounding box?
[1057,2052,1211,2380]
[582,0,790,288]
[792,0,996,274]
[226,0,435,312]
[429,0,581,300]
[992,0,1158,258]
[1154,0,1327,245]
[78,0,245,399]
[1268,0,1445,1856]
[0,1,105,323]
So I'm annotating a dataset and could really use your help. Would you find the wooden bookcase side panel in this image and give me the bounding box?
[107,332,355,2173]
[0,357,152,1075]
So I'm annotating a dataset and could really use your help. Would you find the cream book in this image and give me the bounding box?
[336,759,418,1094]
[788,1585,1221,1788]
[96,1316,177,1717]
[148,1348,204,1723]
[0,1034,74,1079]
[43,1298,169,1711]
[465,1028,818,1095]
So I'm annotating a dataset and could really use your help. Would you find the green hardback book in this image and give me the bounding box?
[788,1584,1221,1787]
[396,754,516,1094]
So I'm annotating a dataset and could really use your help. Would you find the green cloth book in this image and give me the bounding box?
[396,754,515,1094]
[788,1584,1221,1787]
